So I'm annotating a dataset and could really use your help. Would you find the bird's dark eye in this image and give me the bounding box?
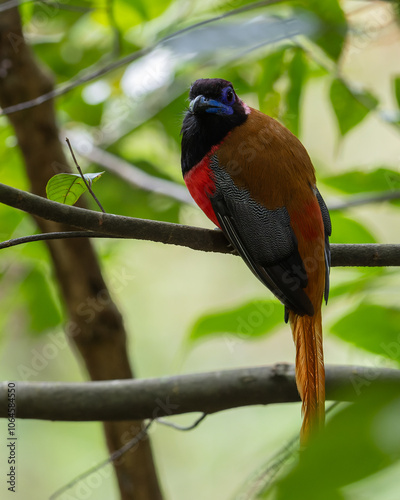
[222,87,235,105]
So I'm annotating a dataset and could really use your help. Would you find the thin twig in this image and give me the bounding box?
[0,0,285,116]
[329,190,400,211]
[237,435,299,500]
[70,139,194,205]
[156,413,207,431]
[239,402,341,500]
[49,420,154,500]
[49,412,206,500]
[65,138,106,213]
[0,231,119,250]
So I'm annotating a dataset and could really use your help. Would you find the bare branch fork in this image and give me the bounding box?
[1,182,400,266]
[1,364,399,421]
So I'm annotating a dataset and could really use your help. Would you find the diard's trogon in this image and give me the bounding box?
[181,78,331,444]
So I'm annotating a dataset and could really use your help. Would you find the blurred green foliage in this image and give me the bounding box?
[273,386,400,500]
[295,0,347,60]
[330,78,378,136]
[329,212,376,243]
[189,299,282,341]
[395,77,400,108]
[1,0,400,499]
[332,303,400,363]
[323,167,400,194]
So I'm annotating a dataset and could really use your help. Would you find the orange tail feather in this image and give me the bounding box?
[290,309,325,445]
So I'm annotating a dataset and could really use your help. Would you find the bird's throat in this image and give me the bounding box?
[181,109,248,175]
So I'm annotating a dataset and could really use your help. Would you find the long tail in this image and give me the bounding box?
[289,308,325,445]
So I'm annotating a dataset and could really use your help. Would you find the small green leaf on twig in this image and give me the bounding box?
[46,172,104,206]
[65,138,106,212]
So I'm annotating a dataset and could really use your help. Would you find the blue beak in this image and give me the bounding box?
[189,95,233,116]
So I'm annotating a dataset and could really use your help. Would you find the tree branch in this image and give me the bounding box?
[0,181,232,253]
[0,231,119,250]
[2,364,399,421]
[1,182,400,266]
[0,6,163,499]
[329,190,400,211]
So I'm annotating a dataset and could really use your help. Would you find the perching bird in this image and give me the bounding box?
[181,78,331,444]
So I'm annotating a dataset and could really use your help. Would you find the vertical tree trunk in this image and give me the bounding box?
[0,5,163,500]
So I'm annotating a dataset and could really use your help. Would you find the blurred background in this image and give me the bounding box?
[0,0,400,499]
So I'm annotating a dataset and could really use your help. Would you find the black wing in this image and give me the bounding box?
[315,188,332,304]
[209,164,314,317]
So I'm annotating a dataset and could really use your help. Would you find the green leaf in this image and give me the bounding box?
[275,387,399,500]
[189,299,283,341]
[329,212,376,244]
[117,0,148,23]
[46,172,104,206]
[295,0,347,61]
[257,53,286,116]
[259,49,287,92]
[330,79,378,136]
[22,267,63,335]
[331,303,400,363]
[394,77,400,108]
[284,48,307,135]
[323,167,400,194]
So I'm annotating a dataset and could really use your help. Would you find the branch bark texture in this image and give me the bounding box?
[1,364,399,421]
[1,182,400,267]
[0,7,162,500]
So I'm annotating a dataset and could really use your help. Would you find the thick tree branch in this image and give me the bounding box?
[1,364,399,421]
[0,7,162,499]
[0,181,233,253]
[1,182,400,266]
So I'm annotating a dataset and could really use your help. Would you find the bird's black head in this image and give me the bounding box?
[181,79,249,174]
[188,78,248,117]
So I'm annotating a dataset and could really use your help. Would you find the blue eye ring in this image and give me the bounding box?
[221,86,235,106]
